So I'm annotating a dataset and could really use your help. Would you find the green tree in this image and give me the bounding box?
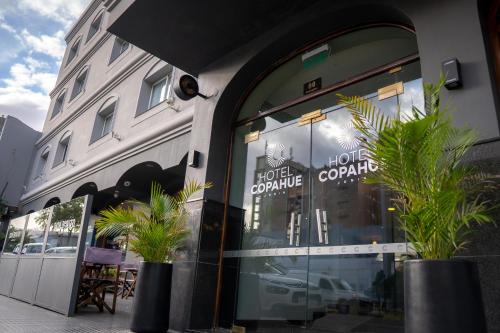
[95,180,211,263]
[338,77,494,259]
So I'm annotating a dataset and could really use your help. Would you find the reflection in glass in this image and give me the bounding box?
[2,217,26,254]
[237,256,309,325]
[307,255,405,332]
[238,27,419,121]
[22,209,50,254]
[227,25,423,332]
[45,197,85,255]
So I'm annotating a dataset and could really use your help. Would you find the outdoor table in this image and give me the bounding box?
[120,267,138,299]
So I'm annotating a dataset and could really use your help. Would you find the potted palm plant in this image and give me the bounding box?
[338,77,493,333]
[96,180,211,333]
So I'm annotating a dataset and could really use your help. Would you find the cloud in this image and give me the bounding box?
[17,0,89,28]
[0,85,48,131]
[0,0,91,130]
[21,29,66,60]
[0,58,58,130]
[0,20,17,35]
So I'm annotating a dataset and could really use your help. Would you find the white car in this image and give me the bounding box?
[45,246,77,254]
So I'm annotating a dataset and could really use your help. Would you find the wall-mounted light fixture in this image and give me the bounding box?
[111,131,122,141]
[188,150,200,168]
[442,58,462,90]
[174,75,217,101]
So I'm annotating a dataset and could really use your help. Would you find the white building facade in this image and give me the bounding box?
[20,0,192,213]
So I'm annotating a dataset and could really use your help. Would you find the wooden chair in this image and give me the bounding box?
[76,247,122,314]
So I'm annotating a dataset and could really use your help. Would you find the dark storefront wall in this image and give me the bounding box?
[106,1,500,332]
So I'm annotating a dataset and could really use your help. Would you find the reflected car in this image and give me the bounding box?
[45,246,77,254]
[291,271,374,315]
[21,243,44,254]
[11,243,22,254]
[254,263,326,321]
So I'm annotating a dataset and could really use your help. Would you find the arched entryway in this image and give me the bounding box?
[89,157,187,249]
[216,23,422,332]
[44,197,61,208]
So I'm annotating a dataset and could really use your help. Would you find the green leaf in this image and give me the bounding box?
[95,180,211,263]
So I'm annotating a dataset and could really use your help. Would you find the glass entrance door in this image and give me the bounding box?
[306,93,406,332]
[226,62,423,332]
[229,117,312,328]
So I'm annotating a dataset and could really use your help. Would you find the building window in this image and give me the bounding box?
[109,37,129,63]
[135,62,173,116]
[36,147,50,176]
[53,131,71,167]
[70,69,88,100]
[51,92,65,119]
[148,76,169,108]
[86,13,103,42]
[90,100,116,143]
[66,39,80,65]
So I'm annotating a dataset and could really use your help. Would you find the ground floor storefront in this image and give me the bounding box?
[8,0,500,332]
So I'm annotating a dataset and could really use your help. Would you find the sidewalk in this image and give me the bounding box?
[0,295,133,332]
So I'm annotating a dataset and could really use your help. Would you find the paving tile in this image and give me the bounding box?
[0,295,133,333]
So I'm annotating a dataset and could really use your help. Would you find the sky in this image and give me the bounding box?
[0,0,90,131]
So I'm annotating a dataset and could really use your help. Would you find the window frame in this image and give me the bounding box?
[70,69,88,101]
[51,91,66,119]
[86,12,103,42]
[101,112,114,137]
[53,132,72,168]
[36,147,50,177]
[66,39,81,66]
[109,37,130,64]
[148,76,169,109]
[90,100,117,144]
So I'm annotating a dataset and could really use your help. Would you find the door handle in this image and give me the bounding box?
[288,212,301,246]
[316,209,329,244]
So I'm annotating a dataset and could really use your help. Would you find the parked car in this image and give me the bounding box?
[45,246,77,254]
[21,243,44,254]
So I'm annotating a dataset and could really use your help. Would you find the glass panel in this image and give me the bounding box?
[240,61,421,134]
[238,26,418,121]
[102,113,113,136]
[45,197,85,256]
[230,120,311,328]
[149,78,166,107]
[310,95,400,248]
[305,64,422,331]
[306,255,405,332]
[21,209,50,255]
[2,217,26,254]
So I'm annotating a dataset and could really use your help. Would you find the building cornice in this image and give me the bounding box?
[65,0,101,43]
[50,32,112,99]
[20,108,194,205]
[39,51,154,147]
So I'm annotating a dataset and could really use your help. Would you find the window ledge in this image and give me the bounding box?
[51,160,67,171]
[131,101,169,127]
[88,133,113,150]
[50,111,62,121]
[68,89,85,105]
[107,44,133,72]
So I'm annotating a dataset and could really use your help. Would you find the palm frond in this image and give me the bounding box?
[95,179,211,263]
[340,77,494,259]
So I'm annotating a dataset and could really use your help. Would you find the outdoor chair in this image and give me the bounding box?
[76,247,122,314]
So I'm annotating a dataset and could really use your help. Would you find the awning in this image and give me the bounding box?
[105,0,320,75]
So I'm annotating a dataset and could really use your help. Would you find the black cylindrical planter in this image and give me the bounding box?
[404,259,486,333]
[131,262,172,333]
